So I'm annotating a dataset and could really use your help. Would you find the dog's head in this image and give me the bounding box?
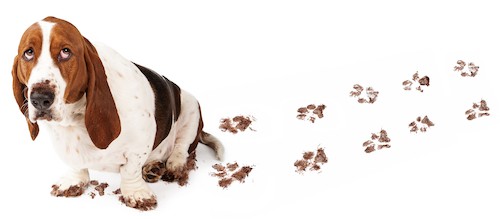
[12,16,120,149]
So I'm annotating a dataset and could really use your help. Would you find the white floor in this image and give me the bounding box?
[1,1,499,218]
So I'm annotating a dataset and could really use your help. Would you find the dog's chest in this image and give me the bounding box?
[46,123,126,172]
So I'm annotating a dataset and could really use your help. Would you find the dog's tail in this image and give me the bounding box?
[200,131,224,161]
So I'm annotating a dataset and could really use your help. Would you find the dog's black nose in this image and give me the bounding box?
[31,91,55,110]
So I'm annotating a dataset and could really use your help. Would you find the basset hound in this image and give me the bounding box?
[11,16,224,210]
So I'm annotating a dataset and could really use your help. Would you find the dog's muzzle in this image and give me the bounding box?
[30,82,56,121]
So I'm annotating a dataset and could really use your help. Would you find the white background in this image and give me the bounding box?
[1,0,499,218]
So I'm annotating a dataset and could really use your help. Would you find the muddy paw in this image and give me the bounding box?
[162,152,197,186]
[142,161,166,183]
[51,182,88,197]
[166,149,189,172]
[119,194,157,211]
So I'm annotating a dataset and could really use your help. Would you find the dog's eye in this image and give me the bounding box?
[58,48,71,61]
[23,48,34,61]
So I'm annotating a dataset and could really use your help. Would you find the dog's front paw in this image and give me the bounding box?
[51,169,89,197]
[119,188,157,211]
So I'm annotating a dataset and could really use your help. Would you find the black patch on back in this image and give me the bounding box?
[134,63,181,150]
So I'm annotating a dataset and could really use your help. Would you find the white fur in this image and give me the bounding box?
[30,20,206,206]
[27,21,65,123]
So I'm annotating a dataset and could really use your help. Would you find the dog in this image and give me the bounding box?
[11,16,224,210]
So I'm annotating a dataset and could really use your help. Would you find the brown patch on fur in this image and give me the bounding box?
[12,23,43,140]
[134,63,182,151]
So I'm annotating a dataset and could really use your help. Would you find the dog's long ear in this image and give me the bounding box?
[12,56,39,140]
[83,38,121,149]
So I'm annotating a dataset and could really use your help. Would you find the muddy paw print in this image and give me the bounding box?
[350,84,379,104]
[86,180,110,199]
[294,147,328,173]
[362,129,391,153]
[402,71,430,92]
[211,162,254,188]
[297,104,326,123]
[454,60,479,77]
[409,115,435,133]
[466,100,490,120]
[219,115,256,133]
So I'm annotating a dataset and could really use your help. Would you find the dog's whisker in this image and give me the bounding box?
[22,86,29,99]
[21,102,30,117]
